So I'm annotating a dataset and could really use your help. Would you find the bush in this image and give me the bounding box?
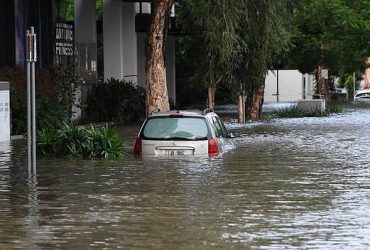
[0,67,27,134]
[36,65,82,130]
[0,66,82,135]
[37,123,125,159]
[274,104,342,118]
[85,78,146,124]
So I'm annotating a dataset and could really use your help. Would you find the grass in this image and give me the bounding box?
[272,104,343,119]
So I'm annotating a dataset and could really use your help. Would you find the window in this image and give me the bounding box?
[142,117,208,140]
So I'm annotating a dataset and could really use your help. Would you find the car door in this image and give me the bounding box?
[209,115,230,152]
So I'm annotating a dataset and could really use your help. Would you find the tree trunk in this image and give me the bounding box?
[146,0,174,115]
[237,94,244,123]
[207,86,216,109]
[315,65,330,99]
[246,81,265,120]
[364,57,370,89]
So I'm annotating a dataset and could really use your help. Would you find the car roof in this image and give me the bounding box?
[149,109,217,118]
[355,89,370,95]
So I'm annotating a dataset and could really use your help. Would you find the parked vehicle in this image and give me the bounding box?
[354,89,370,102]
[134,109,234,157]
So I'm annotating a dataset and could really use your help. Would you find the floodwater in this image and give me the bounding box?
[1,106,370,249]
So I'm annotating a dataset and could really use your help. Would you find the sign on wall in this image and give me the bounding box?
[0,82,10,142]
[55,22,74,57]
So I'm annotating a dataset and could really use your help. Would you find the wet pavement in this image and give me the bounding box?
[0,106,370,249]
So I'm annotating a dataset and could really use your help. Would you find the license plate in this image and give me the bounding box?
[167,150,184,156]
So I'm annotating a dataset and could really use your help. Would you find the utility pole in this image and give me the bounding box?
[26,27,37,175]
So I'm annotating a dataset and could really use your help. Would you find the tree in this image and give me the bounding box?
[232,1,294,120]
[178,0,242,109]
[287,0,370,98]
[146,0,175,115]
[179,1,294,120]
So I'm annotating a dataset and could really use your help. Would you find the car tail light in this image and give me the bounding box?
[134,137,142,157]
[208,138,219,157]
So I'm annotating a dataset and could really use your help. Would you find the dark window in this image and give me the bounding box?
[0,1,15,67]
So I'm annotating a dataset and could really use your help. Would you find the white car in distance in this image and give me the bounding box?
[134,109,234,157]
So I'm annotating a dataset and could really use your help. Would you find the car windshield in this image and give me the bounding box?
[142,117,209,140]
[356,92,370,98]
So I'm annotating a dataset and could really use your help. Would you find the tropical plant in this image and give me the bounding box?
[37,123,125,159]
[85,78,146,124]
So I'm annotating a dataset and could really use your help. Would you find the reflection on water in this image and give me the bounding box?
[1,108,370,249]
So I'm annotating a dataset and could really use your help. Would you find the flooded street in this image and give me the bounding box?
[1,107,370,249]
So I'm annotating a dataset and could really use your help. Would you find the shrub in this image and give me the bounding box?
[37,123,125,159]
[85,78,146,124]
[0,66,82,135]
[0,67,27,134]
[274,104,342,118]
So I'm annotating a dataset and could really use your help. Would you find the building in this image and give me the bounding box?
[0,0,178,118]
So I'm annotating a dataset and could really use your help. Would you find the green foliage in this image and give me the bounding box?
[274,104,342,118]
[287,0,370,75]
[37,123,125,159]
[231,1,295,95]
[0,67,27,134]
[177,0,295,106]
[36,65,82,131]
[65,0,74,21]
[0,65,82,135]
[178,0,243,89]
[338,74,355,93]
[85,78,146,124]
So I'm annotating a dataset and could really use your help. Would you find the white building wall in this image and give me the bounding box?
[264,70,303,103]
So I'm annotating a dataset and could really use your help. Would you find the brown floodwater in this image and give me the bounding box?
[0,107,370,249]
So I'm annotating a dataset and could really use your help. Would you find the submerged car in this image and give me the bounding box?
[354,89,370,102]
[134,109,234,157]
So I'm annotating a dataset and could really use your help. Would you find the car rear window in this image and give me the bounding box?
[142,117,209,140]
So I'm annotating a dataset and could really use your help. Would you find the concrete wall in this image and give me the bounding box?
[74,0,98,120]
[103,0,124,80]
[264,70,303,103]
[121,2,138,83]
[137,32,146,88]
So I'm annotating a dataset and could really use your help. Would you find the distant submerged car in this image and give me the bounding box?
[134,109,234,157]
[354,89,370,102]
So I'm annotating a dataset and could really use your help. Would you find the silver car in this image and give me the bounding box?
[134,109,234,157]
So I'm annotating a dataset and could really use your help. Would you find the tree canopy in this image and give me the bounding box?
[287,0,370,75]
